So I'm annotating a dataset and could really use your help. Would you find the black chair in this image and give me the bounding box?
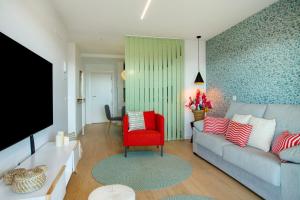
[104,105,123,132]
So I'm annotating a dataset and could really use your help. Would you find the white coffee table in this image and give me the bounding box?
[88,184,135,200]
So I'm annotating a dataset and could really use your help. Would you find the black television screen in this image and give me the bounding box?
[0,32,53,151]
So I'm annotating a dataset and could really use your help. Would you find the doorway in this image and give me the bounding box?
[89,72,113,123]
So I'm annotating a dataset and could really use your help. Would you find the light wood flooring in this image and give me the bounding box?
[64,123,261,200]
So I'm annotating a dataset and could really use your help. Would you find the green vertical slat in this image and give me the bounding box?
[180,41,184,139]
[134,37,140,111]
[149,38,154,110]
[162,40,168,140]
[144,38,149,110]
[167,40,172,140]
[153,39,159,112]
[176,41,181,139]
[171,41,177,140]
[158,39,163,114]
[139,38,145,111]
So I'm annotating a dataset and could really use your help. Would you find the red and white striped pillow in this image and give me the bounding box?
[203,116,230,135]
[225,121,253,147]
[272,131,300,155]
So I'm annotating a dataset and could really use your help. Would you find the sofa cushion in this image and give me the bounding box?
[204,116,230,135]
[223,145,281,186]
[194,131,232,156]
[232,114,252,124]
[279,145,300,163]
[263,104,300,137]
[225,101,267,119]
[225,121,253,147]
[193,120,204,132]
[248,117,276,152]
[272,131,300,155]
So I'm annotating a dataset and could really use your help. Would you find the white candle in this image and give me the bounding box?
[57,131,64,136]
[64,136,70,146]
[56,135,64,147]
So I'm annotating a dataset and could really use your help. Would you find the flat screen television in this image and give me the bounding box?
[0,32,53,151]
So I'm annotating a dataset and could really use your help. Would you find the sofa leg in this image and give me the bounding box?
[161,145,163,157]
[124,146,127,157]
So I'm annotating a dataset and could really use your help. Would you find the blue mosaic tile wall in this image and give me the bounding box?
[206,0,300,117]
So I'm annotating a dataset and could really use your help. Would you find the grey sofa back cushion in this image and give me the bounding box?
[225,101,267,119]
[263,104,300,137]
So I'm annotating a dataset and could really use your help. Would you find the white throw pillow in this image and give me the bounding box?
[248,116,276,152]
[232,114,252,124]
[128,111,145,131]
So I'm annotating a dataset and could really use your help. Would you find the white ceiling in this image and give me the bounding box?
[51,0,277,55]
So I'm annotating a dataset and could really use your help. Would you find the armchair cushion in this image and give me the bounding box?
[144,111,156,130]
[126,130,161,146]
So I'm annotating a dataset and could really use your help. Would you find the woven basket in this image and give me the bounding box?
[3,168,27,185]
[192,110,205,121]
[11,166,47,193]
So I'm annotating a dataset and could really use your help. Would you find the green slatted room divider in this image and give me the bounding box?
[125,36,184,140]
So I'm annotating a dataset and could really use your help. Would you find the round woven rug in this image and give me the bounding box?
[92,151,192,190]
[162,195,214,200]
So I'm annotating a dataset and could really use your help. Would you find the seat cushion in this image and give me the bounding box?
[127,130,162,146]
[263,104,300,137]
[223,145,281,186]
[225,101,267,119]
[144,111,156,130]
[194,132,232,156]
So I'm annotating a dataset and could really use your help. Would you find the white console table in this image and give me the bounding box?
[0,141,81,200]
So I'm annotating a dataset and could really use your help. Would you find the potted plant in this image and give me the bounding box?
[186,89,212,121]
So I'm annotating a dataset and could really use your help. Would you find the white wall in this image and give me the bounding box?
[83,58,124,124]
[67,43,84,135]
[184,39,206,139]
[0,0,68,175]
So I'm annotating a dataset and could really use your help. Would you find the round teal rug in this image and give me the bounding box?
[162,195,214,200]
[92,151,192,190]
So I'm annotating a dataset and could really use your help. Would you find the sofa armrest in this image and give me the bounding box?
[193,120,204,132]
[281,162,300,200]
[123,115,129,146]
[155,114,165,145]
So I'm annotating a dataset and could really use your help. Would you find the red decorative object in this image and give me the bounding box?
[204,116,230,135]
[272,131,300,155]
[123,112,164,157]
[225,121,253,147]
[186,89,212,112]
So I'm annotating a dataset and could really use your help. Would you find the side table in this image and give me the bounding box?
[190,121,196,143]
[88,184,135,200]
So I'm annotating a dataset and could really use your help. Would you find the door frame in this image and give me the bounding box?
[85,71,115,124]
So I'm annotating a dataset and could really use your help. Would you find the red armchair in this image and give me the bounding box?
[123,111,164,157]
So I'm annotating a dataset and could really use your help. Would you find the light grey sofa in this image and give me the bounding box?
[192,101,300,200]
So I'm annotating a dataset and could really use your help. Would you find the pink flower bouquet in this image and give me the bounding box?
[186,89,212,112]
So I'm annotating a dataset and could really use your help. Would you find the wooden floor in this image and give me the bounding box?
[64,123,261,200]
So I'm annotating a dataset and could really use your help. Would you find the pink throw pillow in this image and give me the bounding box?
[225,121,253,147]
[272,131,300,155]
[203,116,230,135]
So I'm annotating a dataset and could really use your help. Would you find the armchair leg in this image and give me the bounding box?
[161,145,164,157]
[124,146,128,157]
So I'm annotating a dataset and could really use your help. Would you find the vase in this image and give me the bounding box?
[192,110,205,121]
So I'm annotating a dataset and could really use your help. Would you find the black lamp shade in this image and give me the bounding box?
[194,72,204,84]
